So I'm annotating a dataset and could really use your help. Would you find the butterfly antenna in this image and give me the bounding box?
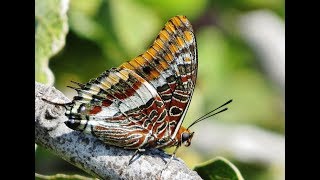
[187,99,232,129]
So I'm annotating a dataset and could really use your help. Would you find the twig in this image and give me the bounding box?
[35,82,202,180]
[35,173,97,180]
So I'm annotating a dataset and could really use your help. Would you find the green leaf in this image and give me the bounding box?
[194,156,244,180]
[35,0,69,84]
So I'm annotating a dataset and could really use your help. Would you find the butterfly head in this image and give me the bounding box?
[181,130,194,147]
[176,126,194,147]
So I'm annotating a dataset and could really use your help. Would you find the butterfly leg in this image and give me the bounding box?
[157,144,180,179]
[127,131,158,165]
[162,145,180,171]
[127,148,145,165]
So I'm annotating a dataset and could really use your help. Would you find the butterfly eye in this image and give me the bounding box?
[181,132,190,143]
[181,132,194,147]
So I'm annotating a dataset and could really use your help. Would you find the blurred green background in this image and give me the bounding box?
[35,0,285,179]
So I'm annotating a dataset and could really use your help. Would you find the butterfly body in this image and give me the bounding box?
[64,15,197,151]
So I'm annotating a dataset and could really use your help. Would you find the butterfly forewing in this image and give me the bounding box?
[120,16,198,142]
[65,15,197,149]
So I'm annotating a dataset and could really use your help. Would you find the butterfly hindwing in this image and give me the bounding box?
[65,68,170,149]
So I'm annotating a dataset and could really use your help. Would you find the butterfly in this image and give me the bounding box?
[48,15,232,165]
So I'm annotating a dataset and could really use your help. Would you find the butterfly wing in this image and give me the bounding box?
[65,68,170,149]
[120,15,198,140]
[65,15,197,149]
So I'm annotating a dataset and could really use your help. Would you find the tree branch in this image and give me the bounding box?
[35,82,202,179]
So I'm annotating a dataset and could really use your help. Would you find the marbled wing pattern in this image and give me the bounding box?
[64,15,197,149]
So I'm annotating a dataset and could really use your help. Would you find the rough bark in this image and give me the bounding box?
[35,82,202,180]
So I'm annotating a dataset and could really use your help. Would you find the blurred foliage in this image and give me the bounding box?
[36,0,285,179]
[35,0,69,84]
[231,159,284,180]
